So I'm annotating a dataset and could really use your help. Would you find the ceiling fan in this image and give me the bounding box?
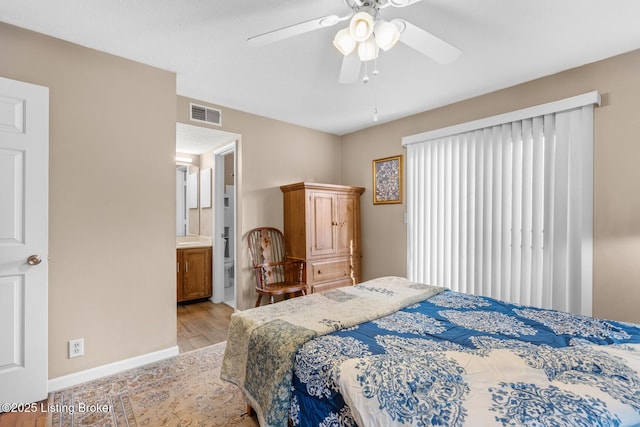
[247,0,461,84]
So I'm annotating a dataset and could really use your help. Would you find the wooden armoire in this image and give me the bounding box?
[280,182,365,293]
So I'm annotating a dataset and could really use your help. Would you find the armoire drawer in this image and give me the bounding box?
[309,258,358,283]
[312,277,360,293]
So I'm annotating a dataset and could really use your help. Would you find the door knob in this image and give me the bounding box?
[27,255,42,265]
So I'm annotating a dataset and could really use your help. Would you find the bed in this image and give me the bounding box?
[220,277,640,427]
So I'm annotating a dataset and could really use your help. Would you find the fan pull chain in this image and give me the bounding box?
[362,59,379,122]
[372,59,379,122]
[362,60,370,83]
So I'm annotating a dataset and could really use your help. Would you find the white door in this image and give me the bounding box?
[0,76,49,407]
[213,143,236,306]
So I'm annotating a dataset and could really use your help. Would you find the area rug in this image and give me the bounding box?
[48,342,257,427]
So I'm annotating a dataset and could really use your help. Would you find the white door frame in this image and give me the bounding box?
[212,142,236,306]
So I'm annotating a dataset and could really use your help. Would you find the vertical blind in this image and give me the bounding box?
[403,93,599,316]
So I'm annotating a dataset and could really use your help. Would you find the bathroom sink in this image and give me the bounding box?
[176,236,212,248]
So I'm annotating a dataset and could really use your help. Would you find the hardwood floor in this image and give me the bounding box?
[177,300,233,353]
[0,300,233,426]
[0,404,47,427]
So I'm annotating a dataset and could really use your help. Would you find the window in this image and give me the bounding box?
[403,92,599,315]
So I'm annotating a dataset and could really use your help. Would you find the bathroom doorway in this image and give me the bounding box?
[176,123,239,308]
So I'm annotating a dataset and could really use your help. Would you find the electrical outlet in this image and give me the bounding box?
[68,338,84,358]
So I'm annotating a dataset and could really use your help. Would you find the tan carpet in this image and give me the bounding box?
[48,342,258,427]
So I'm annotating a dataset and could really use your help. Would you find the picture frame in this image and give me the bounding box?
[372,155,403,205]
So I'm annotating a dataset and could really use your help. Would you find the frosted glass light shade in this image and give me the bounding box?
[374,19,400,51]
[349,12,375,42]
[357,35,379,61]
[333,27,356,55]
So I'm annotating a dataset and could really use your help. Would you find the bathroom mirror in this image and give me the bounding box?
[176,164,200,236]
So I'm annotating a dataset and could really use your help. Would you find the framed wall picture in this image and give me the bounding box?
[372,155,403,205]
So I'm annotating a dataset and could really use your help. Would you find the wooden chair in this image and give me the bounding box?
[247,227,308,307]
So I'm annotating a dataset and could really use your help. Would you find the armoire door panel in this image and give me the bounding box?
[309,192,336,257]
[336,195,357,256]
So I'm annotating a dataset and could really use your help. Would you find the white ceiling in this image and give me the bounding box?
[2,1,640,136]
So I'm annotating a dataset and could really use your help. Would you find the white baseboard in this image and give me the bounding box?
[48,346,179,392]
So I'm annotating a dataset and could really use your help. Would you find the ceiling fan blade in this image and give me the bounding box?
[392,19,461,64]
[385,0,424,7]
[339,53,362,84]
[247,14,346,47]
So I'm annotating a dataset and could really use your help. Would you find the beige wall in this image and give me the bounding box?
[176,96,343,310]
[0,23,177,378]
[342,48,640,324]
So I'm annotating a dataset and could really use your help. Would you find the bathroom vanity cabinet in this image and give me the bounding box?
[177,246,212,302]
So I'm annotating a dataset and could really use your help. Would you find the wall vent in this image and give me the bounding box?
[190,103,222,126]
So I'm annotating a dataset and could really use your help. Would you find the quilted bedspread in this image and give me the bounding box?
[220,276,444,427]
[290,290,640,426]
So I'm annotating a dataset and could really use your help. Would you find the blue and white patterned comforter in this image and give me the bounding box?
[290,291,640,426]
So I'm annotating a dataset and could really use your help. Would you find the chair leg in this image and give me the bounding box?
[255,294,262,307]
[269,295,275,304]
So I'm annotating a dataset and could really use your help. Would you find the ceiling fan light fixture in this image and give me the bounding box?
[357,35,379,61]
[333,27,356,55]
[373,19,400,51]
[349,11,375,42]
